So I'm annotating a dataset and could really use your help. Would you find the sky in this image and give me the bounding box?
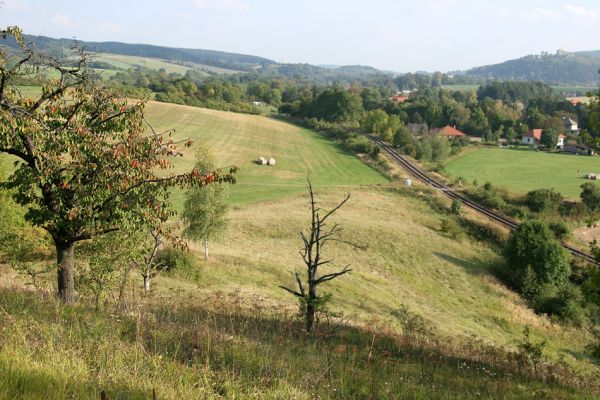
[1,0,600,72]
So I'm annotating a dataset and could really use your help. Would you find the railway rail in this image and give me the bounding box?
[366,133,599,265]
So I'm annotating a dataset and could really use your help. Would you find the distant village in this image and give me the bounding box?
[391,90,595,157]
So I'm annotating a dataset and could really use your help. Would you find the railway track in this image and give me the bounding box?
[366,133,599,265]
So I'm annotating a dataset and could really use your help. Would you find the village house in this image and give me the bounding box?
[562,143,595,156]
[392,95,408,103]
[562,116,579,135]
[431,125,467,138]
[521,129,566,148]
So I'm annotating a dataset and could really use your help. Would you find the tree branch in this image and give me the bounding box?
[315,266,352,285]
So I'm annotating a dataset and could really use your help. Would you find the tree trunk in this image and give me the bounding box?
[306,286,317,333]
[143,274,151,293]
[204,239,209,261]
[55,240,76,303]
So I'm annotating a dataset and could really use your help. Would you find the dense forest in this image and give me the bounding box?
[467,50,600,85]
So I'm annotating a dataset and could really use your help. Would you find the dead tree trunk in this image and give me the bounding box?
[280,180,357,333]
[204,239,209,261]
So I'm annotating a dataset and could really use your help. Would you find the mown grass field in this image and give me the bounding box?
[143,101,389,207]
[445,147,600,199]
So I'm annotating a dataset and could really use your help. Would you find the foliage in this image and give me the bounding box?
[477,81,556,104]
[182,144,229,259]
[580,182,600,213]
[0,27,236,301]
[526,188,563,212]
[518,326,546,373]
[467,50,600,85]
[541,129,559,150]
[505,220,571,295]
[548,220,570,240]
[450,199,462,216]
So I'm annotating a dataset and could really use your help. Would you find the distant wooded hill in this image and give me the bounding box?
[4,34,600,85]
[1,34,389,83]
[465,50,600,85]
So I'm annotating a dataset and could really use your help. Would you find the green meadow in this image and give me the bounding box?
[445,147,600,199]
[143,101,389,207]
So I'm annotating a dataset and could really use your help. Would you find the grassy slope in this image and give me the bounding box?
[1,103,599,397]
[1,186,597,398]
[143,101,389,207]
[445,147,600,199]
[95,53,200,76]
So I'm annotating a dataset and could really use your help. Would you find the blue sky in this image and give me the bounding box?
[1,0,600,72]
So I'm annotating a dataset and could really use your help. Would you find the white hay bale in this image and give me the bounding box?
[259,157,267,165]
[268,158,276,166]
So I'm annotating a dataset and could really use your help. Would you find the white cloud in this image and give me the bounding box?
[52,13,74,28]
[565,4,598,19]
[193,0,248,12]
[2,0,28,11]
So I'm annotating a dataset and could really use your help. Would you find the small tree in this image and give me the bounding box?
[541,129,558,150]
[505,220,571,295]
[0,27,236,302]
[182,144,228,260]
[526,188,563,212]
[580,182,600,213]
[280,180,358,333]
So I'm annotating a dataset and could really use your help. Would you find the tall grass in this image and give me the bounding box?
[0,288,596,399]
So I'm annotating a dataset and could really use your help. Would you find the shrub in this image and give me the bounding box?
[548,221,570,240]
[580,182,600,213]
[156,247,198,275]
[526,189,563,213]
[505,220,571,294]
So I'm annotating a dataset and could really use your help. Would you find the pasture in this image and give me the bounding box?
[143,101,389,207]
[445,147,600,199]
[94,53,200,76]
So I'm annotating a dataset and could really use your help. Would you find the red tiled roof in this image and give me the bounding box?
[433,125,466,137]
[523,129,543,141]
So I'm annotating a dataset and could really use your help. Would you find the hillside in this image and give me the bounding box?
[142,101,388,207]
[0,34,390,83]
[2,102,600,397]
[466,50,600,85]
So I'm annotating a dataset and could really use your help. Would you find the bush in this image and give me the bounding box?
[156,247,198,275]
[526,189,563,213]
[548,221,569,240]
[440,217,463,240]
[505,220,571,294]
[580,182,600,213]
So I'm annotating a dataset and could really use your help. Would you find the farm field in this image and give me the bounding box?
[143,101,389,207]
[94,53,201,76]
[445,147,600,199]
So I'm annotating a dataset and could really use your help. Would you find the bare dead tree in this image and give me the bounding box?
[280,179,359,333]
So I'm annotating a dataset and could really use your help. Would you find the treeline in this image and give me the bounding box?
[102,67,600,153]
